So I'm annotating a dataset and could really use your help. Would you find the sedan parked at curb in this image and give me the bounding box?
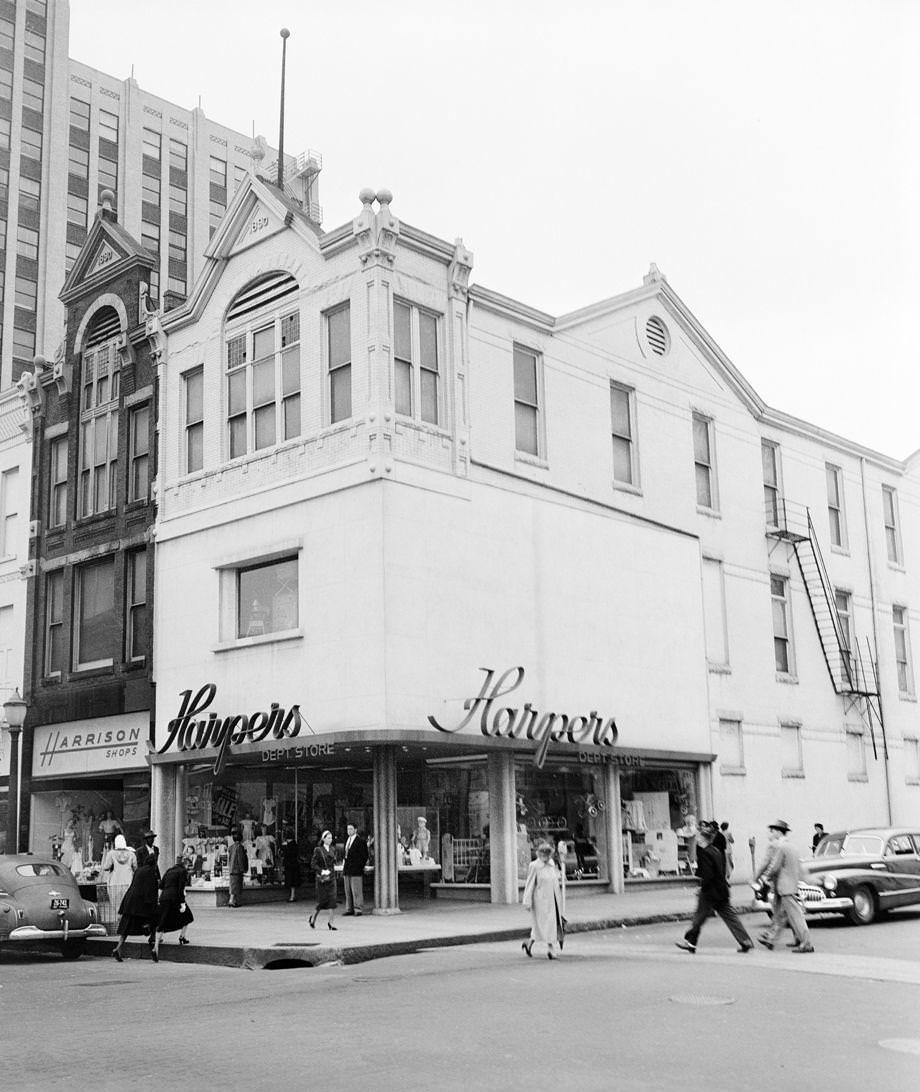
[753,828,920,925]
[0,855,107,958]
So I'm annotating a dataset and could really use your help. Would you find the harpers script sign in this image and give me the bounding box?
[427,667,618,768]
[158,684,304,776]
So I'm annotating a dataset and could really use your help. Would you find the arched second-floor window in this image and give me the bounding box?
[223,272,301,459]
[79,305,122,517]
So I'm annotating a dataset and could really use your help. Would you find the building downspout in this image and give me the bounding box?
[859,457,893,824]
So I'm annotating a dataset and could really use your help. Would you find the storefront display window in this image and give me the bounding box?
[619,766,699,879]
[29,776,149,883]
[514,761,609,884]
[401,760,491,885]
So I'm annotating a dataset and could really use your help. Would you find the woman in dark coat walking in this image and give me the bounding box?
[281,829,301,903]
[154,856,195,957]
[113,858,160,962]
[308,830,338,930]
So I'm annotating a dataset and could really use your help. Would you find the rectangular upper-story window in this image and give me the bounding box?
[66,192,87,230]
[718,718,744,774]
[702,557,729,669]
[882,485,902,565]
[227,309,301,458]
[394,299,440,425]
[169,139,187,173]
[21,125,42,163]
[70,96,90,132]
[835,588,853,675]
[0,18,13,52]
[128,404,150,503]
[826,463,846,548]
[22,77,43,114]
[692,412,717,510]
[142,127,161,163]
[79,341,120,517]
[23,29,45,65]
[906,738,920,785]
[780,722,804,777]
[327,303,351,425]
[126,549,148,663]
[893,605,915,697]
[762,440,781,526]
[610,382,637,487]
[49,436,68,528]
[73,555,115,670]
[184,367,204,474]
[45,570,64,676]
[0,467,18,557]
[98,109,119,144]
[846,727,867,781]
[513,345,541,458]
[68,145,89,179]
[771,574,794,676]
[236,556,298,639]
[19,176,40,215]
[17,225,38,261]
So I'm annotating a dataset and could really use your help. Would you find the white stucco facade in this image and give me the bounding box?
[149,176,918,897]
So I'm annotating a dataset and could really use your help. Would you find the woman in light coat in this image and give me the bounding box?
[522,841,564,959]
[103,833,136,908]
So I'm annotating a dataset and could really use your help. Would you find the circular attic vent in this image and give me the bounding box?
[645,315,669,356]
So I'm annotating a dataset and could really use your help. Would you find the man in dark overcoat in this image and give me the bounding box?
[675,821,753,954]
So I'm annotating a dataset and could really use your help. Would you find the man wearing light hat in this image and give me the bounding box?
[753,819,814,953]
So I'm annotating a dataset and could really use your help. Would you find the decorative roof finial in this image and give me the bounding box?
[99,189,116,221]
[643,262,666,285]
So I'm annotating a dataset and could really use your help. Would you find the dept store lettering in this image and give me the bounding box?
[428,666,619,769]
[158,684,303,776]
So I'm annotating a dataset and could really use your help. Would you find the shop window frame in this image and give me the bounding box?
[213,545,303,652]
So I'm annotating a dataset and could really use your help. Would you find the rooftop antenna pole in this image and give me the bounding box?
[277,28,290,190]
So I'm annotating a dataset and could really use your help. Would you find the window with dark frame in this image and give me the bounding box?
[49,436,68,528]
[128,403,150,503]
[236,556,298,639]
[513,345,540,456]
[73,555,115,670]
[79,336,120,517]
[126,549,148,662]
[45,569,64,676]
[771,574,793,674]
[185,368,204,473]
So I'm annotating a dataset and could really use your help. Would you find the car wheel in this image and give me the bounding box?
[61,940,87,960]
[846,885,877,925]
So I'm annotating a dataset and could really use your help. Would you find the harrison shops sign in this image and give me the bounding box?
[428,667,618,769]
[158,684,304,776]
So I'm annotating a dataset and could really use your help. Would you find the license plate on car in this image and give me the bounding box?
[50,897,69,910]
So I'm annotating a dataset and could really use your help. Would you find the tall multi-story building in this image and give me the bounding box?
[0,0,320,388]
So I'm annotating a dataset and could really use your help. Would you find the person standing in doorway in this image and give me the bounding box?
[342,824,368,916]
[812,823,826,854]
[281,829,301,903]
[309,830,339,930]
[754,819,814,953]
[227,828,248,908]
[720,822,735,878]
[675,821,753,954]
[522,842,565,960]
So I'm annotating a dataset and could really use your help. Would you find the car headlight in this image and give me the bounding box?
[823,874,837,892]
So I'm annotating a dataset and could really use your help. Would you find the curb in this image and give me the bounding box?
[85,903,761,970]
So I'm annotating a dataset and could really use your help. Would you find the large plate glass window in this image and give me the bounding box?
[236,556,298,639]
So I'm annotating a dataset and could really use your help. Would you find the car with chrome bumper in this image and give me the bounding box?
[0,855,107,958]
[753,828,920,926]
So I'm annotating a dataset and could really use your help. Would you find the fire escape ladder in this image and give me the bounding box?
[766,499,884,756]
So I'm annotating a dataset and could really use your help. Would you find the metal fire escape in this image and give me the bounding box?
[766,498,886,759]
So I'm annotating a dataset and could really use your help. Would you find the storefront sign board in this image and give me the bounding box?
[31,713,149,777]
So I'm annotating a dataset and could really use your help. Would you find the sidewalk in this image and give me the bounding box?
[86,882,760,969]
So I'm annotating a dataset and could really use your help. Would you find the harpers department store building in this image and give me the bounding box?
[145,174,919,909]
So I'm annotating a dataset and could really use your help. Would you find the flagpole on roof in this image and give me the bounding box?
[277,28,290,191]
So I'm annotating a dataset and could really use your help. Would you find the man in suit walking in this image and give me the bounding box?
[754,819,814,953]
[675,821,754,954]
[342,824,368,916]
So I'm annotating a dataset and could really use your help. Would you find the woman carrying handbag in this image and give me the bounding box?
[521,841,565,959]
[309,830,339,930]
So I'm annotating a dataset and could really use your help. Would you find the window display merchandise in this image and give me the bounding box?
[619,766,700,879]
[514,762,608,884]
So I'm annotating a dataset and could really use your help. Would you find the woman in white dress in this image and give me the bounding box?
[104,834,137,912]
[521,842,564,959]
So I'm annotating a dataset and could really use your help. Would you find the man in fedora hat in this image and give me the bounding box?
[675,821,754,955]
[753,819,814,953]
[136,829,160,877]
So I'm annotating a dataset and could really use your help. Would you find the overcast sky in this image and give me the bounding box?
[70,0,918,459]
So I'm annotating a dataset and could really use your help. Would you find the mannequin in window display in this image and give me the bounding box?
[412,817,432,861]
[260,797,277,832]
[239,812,256,843]
[255,825,276,876]
[61,821,77,868]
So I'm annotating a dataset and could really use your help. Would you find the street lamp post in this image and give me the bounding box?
[2,688,27,855]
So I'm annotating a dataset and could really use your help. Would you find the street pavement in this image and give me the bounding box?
[2,906,919,1091]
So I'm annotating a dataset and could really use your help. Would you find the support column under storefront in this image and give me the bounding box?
[173,766,187,864]
[373,745,400,914]
[604,763,624,894]
[151,763,179,868]
[487,752,518,904]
